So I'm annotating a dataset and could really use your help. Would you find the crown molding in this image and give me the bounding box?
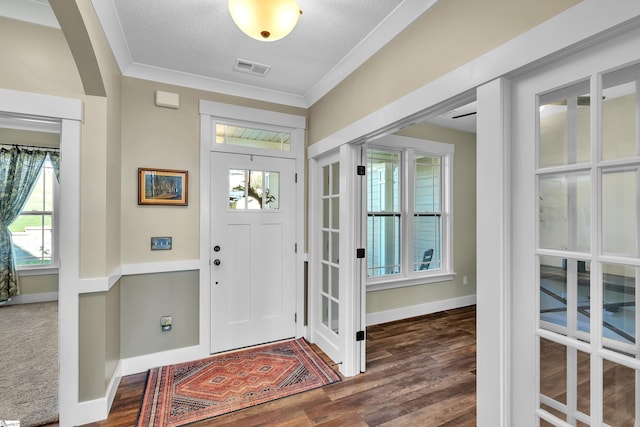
[91,0,431,108]
[303,0,438,106]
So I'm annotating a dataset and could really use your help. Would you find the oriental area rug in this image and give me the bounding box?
[136,338,341,427]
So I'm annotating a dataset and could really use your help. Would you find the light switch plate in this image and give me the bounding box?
[151,236,172,250]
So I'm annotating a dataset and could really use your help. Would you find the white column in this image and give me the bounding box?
[476,77,511,427]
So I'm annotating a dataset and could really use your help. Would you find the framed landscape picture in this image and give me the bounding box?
[138,168,188,206]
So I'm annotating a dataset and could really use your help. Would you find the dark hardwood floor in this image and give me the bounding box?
[81,305,476,427]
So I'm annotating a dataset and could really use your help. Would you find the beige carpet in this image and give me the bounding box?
[0,301,58,426]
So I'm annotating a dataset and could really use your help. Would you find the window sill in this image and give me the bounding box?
[367,272,456,292]
[17,266,59,277]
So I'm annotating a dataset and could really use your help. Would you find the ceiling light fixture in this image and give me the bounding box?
[228,0,302,42]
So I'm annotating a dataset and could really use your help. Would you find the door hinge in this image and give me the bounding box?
[294,243,298,253]
[356,248,365,258]
[295,173,298,183]
[356,330,365,341]
[357,165,366,176]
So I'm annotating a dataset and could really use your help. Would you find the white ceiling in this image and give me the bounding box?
[1,0,477,133]
[94,0,437,108]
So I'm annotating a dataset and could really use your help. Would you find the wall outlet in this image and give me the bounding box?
[160,315,172,332]
[463,276,468,286]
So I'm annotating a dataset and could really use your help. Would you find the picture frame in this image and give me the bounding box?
[138,168,188,206]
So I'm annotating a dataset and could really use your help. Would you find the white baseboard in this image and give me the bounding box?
[121,344,208,376]
[366,294,476,326]
[1,291,58,305]
[69,360,122,426]
[73,396,111,426]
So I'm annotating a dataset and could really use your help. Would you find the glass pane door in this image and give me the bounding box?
[321,162,340,335]
[534,63,640,426]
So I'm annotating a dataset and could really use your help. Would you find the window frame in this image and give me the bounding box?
[14,155,60,275]
[365,135,455,291]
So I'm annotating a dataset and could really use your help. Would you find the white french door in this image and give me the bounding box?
[309,145,365,377]
[310,151,342,363]
[210,152,296,353]
[511,26,640,426]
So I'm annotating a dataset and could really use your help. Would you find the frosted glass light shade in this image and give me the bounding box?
[228,0,301,41]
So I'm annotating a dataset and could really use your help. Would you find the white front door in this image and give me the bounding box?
[510,28,640,426]
[210,152,296,353]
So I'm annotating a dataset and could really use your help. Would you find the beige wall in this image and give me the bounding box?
[18,274,58,295]
[308,0,581,145]
[78,291,106,400]
[119,77,306,263]
[367,123,476,314]
[0,17,83,98]
[120,271,199,357]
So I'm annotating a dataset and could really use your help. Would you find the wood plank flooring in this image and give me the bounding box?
[81,305,476,427]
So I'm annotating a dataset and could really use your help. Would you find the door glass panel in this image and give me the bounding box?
[602,170,637,256]
[540,337,567,406]
[603,359,635,426]
[602,78,637,161]
[331,163,340,195]
[331,266,339,299]
[228,169,280,210]
[539,82,591,168]
[323,165,330,196]
[323,199,329,228]
[322,231,329,261]
[602,263,636,353]
[322,264,328,294]
[540,256,569,331]
[330,300,339,334]
[331,231,339,264]
[577,350,590,416]
[539,173,591,252]
[332,198,339,228]
[576,260,591,336]
[264,171,279,209]
[540,256,591,337]
[216,123,291,151]
[322,296,329,327]
[229,169,246,209]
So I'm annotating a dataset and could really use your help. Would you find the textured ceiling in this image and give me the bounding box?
[92,0,435,107]
[0,0,477,132]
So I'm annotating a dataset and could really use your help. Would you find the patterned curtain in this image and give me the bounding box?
[48,151,61,182]
[0,147,48,302]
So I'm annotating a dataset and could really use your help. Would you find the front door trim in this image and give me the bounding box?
[199,100,306,355]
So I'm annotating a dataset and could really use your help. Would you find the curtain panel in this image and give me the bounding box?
[0,147,48,302]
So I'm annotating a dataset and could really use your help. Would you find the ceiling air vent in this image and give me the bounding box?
[233,59,271,77]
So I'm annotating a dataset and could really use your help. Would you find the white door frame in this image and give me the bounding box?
[198,100,306,355]
[0,88,83,426]
[307,2,640,424]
